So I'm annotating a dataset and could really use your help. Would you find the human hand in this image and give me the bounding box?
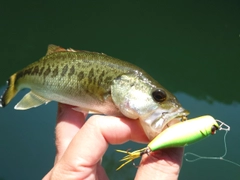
[42,103,184,180]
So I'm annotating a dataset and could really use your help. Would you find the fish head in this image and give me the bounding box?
[111,72,189,140]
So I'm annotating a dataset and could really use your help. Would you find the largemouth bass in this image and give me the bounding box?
[0,45,189,140]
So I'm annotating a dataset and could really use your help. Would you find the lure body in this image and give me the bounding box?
[148,115,219,151]
[116,115,219,170]
[0,45,188,140]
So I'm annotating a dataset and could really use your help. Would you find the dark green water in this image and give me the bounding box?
[1,1,240,179]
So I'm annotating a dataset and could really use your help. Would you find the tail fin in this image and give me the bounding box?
[0,74,18,107]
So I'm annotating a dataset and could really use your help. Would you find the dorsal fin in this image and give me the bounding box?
[46,44,67,55]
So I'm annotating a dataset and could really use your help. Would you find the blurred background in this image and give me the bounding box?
[0,1,240,179]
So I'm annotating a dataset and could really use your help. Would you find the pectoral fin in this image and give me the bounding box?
[15,91,50,110]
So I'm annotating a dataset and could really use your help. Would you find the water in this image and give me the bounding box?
[1,1,240,179]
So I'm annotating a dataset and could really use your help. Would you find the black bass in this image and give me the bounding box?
[0,45,189,140]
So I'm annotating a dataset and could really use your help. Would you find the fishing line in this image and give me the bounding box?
[184,119,240,167]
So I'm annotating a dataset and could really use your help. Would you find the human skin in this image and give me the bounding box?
[42,103,183,180]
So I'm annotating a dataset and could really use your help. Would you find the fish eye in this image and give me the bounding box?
[152,89,167,102]
[211,125,218,135]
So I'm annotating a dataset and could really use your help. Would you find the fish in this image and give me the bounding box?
[0,44,189,140]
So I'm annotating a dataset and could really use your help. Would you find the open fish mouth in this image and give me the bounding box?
[161,107,189,125]
[141,107,190,140]
[152,107,189,129]
[161,109,190,131]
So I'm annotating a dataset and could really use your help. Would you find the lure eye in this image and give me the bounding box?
[211,125,218,135]
[152,89,167,102]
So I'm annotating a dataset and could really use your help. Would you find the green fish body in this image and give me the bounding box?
[0,45,189,140]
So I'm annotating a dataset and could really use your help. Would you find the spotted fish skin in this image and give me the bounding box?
[0,46,140,113]
[0,45,189,140]
[16,51,133,101]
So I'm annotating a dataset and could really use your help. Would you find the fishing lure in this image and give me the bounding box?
[116,115,227,170]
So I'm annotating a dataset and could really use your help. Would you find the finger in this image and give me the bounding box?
[64,115,148,164]
[43,104,87,179]
[50,115,148,179]
[135,147,184,180]
[42,169,52,180]
[55,103,86,163]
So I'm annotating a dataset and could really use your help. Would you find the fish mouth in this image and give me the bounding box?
[141,107,189,140]
[160,108,190,132]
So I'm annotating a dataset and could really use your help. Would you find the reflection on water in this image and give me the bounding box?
[0,86,239,180]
